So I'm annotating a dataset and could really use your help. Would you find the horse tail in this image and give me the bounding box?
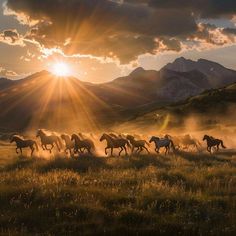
[170,140,176,151]
[220,140,226,149]
[34,141,39,151]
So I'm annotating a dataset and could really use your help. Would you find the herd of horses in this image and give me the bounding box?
[9,129,226,157]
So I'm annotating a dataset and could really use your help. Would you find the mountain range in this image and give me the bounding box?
[0,57,236,131]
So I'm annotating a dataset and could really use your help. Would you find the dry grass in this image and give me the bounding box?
[0,149,235,235]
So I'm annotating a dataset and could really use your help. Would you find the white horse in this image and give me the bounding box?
[149,136,175,155]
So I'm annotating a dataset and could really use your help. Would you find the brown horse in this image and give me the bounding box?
[181,134,201,151]
[203,135,226,153]
[126,135,149,154]
[100,133,130,156]
[61,134,74,155]
[36,129,62,153]
[71,134,95,154]
[10,135,39,156]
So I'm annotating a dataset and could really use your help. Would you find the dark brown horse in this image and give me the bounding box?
[100,133,130,156]
[10,135,39,156]
[126,135,149,154]
[71,134,95,154]
[203,135,226,153]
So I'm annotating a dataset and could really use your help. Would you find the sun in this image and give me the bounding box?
[51,62,71,77]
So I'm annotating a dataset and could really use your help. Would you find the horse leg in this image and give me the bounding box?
[131,146,134,154]
[31,147,34,156]
[124,146,127,155]
[20,148,22,155]
[50,144,54,153]
[143,146,149,154]
[55,142,60,152]
[119,147,123,156]
[41,144,45,150]
[110,148,114,157]
[207,146,210,153]
[155,148,159,154]
[165,147,168,155]
[138,147,143,154]
[88,147,92,154]
[105,147,109,155]
[217,145,219,151]
[16,148,19,154]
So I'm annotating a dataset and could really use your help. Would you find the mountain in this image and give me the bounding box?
[116,83,236,132]
[96,67,211,105]
[164,57,236,88]
[0,71,120,132]
[0,57,236,131]
[0,77,14,90]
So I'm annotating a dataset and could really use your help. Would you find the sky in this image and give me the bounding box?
[0,0,236,83]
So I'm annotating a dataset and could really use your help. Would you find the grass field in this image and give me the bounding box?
[0,143,236,235]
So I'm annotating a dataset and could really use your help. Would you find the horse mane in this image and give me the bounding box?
[11,134,25,140]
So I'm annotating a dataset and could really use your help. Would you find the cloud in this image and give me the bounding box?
[0,29,25,46]
[3,0,236,63]
[0,66,18,77]
[148,0,236,18]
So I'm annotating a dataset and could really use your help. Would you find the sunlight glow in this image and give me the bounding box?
[51,62,71,77]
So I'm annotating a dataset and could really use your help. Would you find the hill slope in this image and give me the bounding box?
[0,57,236,131]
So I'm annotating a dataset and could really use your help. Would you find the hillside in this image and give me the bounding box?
[0,57,236,131]
[117,83,236,133]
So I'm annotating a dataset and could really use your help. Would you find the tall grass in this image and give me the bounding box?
[0,151,235,235]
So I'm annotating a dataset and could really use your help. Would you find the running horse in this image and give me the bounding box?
[36,129,62,153]
[61,134,74,155]
[10,135,39,156]
[100,133,130,156]
[203,135,226,153]
[126,135,149,154]
[71,134,95,154]
[149,136,175,155]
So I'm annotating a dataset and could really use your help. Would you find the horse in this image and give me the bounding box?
[100,133,130,156]
[181,134,201,151]
[126,135,149,154]
[71,134,95,154]
[149,136,175,155]
[203,135,226,153]
[10,135,39,156]
[61,134,74,155]
[36,129,62,153]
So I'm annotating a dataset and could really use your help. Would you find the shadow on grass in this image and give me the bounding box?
[126,154,171,169]
[177,150,232,165]
[2,155,110,173]
[2,153,172,173]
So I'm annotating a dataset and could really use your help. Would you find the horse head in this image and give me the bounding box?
[100,133,107,142]
[126,135,134,141]
[71,134,78,141]
[203,135,208,141]
[36,129,44,138]
[149,136,155,143]
[10,135,16,143]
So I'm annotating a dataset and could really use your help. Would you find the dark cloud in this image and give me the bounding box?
[148,0,236,18]
[4,0,236,63]
[0,29,24,45]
